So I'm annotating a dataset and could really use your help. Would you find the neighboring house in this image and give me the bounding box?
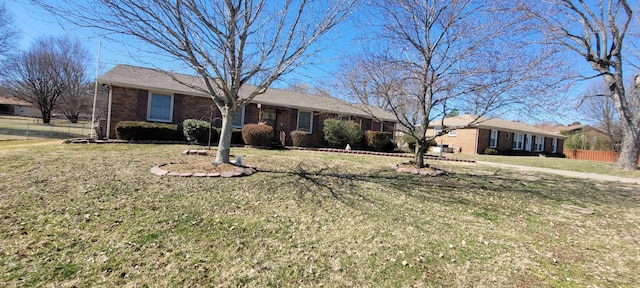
[97,65,397,146]
[536,124,614,151]
[426,114,567,155]
[0,95,40,118]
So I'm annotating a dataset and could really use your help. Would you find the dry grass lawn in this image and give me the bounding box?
[1,141,639,287]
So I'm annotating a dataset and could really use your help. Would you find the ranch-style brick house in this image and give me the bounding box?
[427,114,567,155]
[97,65,397,147]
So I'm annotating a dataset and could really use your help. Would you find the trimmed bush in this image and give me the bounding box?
[290,130,309,147]
[215,128,245,145]
[323,119,363,149]
[183,119,218,145]
[365,131,395,152]
[484,148,499,155]
[115,121,180,141]
[242,123,273,147]
[402,134,417,152]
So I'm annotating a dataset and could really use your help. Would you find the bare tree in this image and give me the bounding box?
[0,3,19,61]
[33,0,357,164]
[58,82,93,123]
[339,0,562,168]
[518,0,640,170]
[579,81,623,151]
[3,36,89,123]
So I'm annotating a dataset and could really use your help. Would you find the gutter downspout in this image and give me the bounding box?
[474,126,479,155]
[106,84,113,139]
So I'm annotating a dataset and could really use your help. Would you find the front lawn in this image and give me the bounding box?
[1,141,638,286]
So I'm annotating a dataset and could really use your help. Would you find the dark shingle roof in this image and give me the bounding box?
[431,114,567,138]
[0,96,33,106]
[98,64,397,122]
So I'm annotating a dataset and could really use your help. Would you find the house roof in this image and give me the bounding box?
[98,64,397,122]
[536,124,608,136]
[431,114,567,138]
[0,95,32,106]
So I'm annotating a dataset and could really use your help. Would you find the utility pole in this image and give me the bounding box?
[90,41,102,139]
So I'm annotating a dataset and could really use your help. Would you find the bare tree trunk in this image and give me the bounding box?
[215,108,234,165]
[41,110,51,124]
[415,140,427,168]
[615,119,640,170]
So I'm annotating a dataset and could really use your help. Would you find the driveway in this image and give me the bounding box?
[476,161,640,185]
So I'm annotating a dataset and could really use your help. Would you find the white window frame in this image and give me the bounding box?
[232,106,245,128]
[489,129,498,148]
[534,136,545,152]
[448,129,457,136]
[513,133,524,150]
[434,126,442,136]
[552,138,558,153]
[297,110,313,134]
[147,92,174,122]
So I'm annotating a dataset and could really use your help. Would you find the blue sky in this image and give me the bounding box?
[5,0,615,125]
[6,0,358,89]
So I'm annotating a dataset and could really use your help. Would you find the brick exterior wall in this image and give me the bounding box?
[108,87,146,137]
[424,127,566,156]
[106,85,392,147]
[176,94,219,123]
[426,127,479,155]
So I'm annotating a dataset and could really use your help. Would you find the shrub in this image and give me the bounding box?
[402,134,417,152]
[323,119,363,149]
[401,135,436,151]
[242,123,273,147]
[183,119,218,145]
[290,130,309,147]
[215,128,245,145]
[365,131,395,152]
[115,121,180,141]
[484,148,499,155]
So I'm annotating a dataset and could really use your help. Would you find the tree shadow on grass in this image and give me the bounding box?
[259,162,640,214]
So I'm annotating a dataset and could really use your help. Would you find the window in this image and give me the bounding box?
[297,111,313,133]
[434,126,442,136]
[448,129,457,136]
[489,129,498,148]
[232,107,245,128]
[513,133,524,150]
[339,116,350,121]
[147,92,173,122]
[534,136,545,151]
[552,138,558,153]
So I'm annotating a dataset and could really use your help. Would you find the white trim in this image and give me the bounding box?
[525,134,532,151]
[297,110,313,134]
[147,91,174,122]
[434,126,442,136]
[534,136,545,152]
[489,129,498,148]
[106,85,113,138]
[513,133,524,150]
[552,138,558,153]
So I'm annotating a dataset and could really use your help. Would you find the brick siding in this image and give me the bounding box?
[106,85,391,148]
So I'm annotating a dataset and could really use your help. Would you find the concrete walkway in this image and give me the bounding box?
[476,161,640,185]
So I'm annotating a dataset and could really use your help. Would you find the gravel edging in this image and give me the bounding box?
[150,162,257,178]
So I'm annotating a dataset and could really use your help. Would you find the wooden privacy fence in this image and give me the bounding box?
[564,149,640,164]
